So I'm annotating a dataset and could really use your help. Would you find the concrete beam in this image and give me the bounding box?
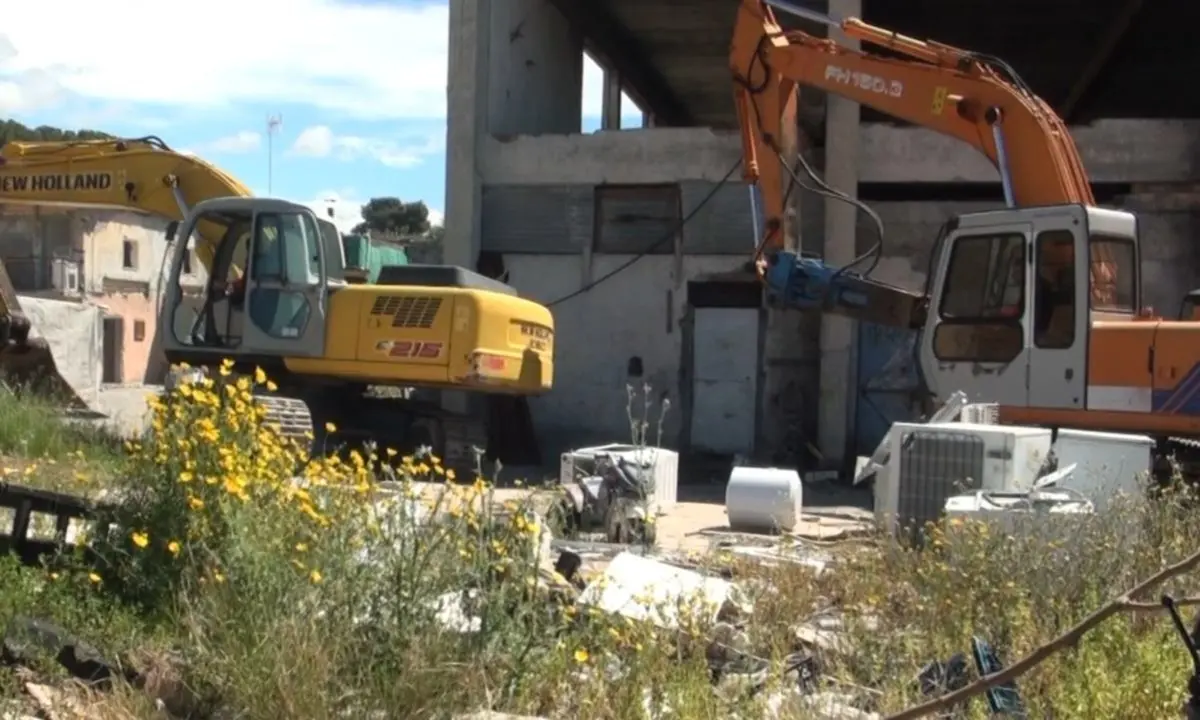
[858,120,1200,184]
[445,0,488,269]
[547,0,693,126]
[480,120,1200,187]
[481,128,743,184]
[488,0,582,136]
[443,0,489,419]
[817,0,860,472]
[601,70,622,130]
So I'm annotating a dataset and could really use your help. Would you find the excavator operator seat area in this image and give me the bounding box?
[161,198,329,363]
[919,204,1132,411]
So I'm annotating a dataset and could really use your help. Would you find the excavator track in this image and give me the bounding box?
[256,393,314,443]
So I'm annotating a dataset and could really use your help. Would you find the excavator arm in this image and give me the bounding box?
[732,0,1095,327]
[0,136,252,271]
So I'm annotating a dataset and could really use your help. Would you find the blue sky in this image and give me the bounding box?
[0,0,642,232]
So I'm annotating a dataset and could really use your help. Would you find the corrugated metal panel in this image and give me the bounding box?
[855,322,921,453]
[481,185,592,255]
[594,185,680,255]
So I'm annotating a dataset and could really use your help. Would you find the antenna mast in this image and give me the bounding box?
[266,113,283,194]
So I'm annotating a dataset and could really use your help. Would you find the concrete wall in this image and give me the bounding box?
[505,253,744,458]
[22,296,103,408]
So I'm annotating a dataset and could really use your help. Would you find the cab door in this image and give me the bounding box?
[242,207,328,358]
[919,220,1032,406]
[1026,208,1089,409]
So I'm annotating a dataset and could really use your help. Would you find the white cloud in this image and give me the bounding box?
[288,124,442,168]
[304,190,363,234]
[205,130,262,154]
[0,1,448,120]
[427,208,444,227]
[291,126,334,158]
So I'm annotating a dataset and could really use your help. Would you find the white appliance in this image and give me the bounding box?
[959,403,999,425]
[50,257,81,296]
[1052,429,1153,512]
[875,422,1054,531]
[725,466,803,533]
[560,444,678,514]
[943,489,1093,543]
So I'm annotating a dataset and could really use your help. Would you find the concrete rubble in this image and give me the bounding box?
[578,551,747,631]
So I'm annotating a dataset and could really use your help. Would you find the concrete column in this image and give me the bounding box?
[487,0,583,136]
[601,70,622,130]
[817,0,861,471]
[442,0,490,415]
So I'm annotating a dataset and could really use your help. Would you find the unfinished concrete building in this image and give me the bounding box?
[445,0,1200,471]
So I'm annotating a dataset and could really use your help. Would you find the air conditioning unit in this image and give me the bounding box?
[960,403,1000,425]
[50,257,81,296]
[875,422,1053,531]
[560,444,678,514]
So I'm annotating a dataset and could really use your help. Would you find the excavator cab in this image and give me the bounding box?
[161,197,332,364]
[918,204,1139,409]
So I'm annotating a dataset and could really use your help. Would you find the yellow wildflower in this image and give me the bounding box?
[130,531,149,549]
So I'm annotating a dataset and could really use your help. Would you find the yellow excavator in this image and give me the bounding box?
[0,136,555,460]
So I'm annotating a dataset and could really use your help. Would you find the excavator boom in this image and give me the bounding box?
[0,136,251,270]
[732,0,1096,327]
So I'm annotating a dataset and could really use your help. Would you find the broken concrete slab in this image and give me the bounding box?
[428,590,482,634]
[578,552,746,631]
[792,612,880,657]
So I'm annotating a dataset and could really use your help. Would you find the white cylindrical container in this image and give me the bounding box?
[725,466,804,533]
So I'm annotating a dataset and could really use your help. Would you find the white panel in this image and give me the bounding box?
[1087,385,1152,412]
[690,307,757,455]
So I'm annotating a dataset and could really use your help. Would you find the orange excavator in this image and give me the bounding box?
[732,0,1200,474]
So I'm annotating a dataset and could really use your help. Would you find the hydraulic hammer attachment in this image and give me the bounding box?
[764,251,928,329]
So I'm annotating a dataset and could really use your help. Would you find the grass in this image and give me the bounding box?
[0,369,1198,719]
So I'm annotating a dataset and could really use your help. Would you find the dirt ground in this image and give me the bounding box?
[97,385,876,554]
[416,477,874,555]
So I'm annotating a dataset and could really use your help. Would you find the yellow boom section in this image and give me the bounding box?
[0,136,252,271]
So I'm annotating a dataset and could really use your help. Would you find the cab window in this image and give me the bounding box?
[938,233,1026,320]
[1089,235,1136,313]
[934,233,1025,362]
[1034,230,1076,349]
[252,212,321,284]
